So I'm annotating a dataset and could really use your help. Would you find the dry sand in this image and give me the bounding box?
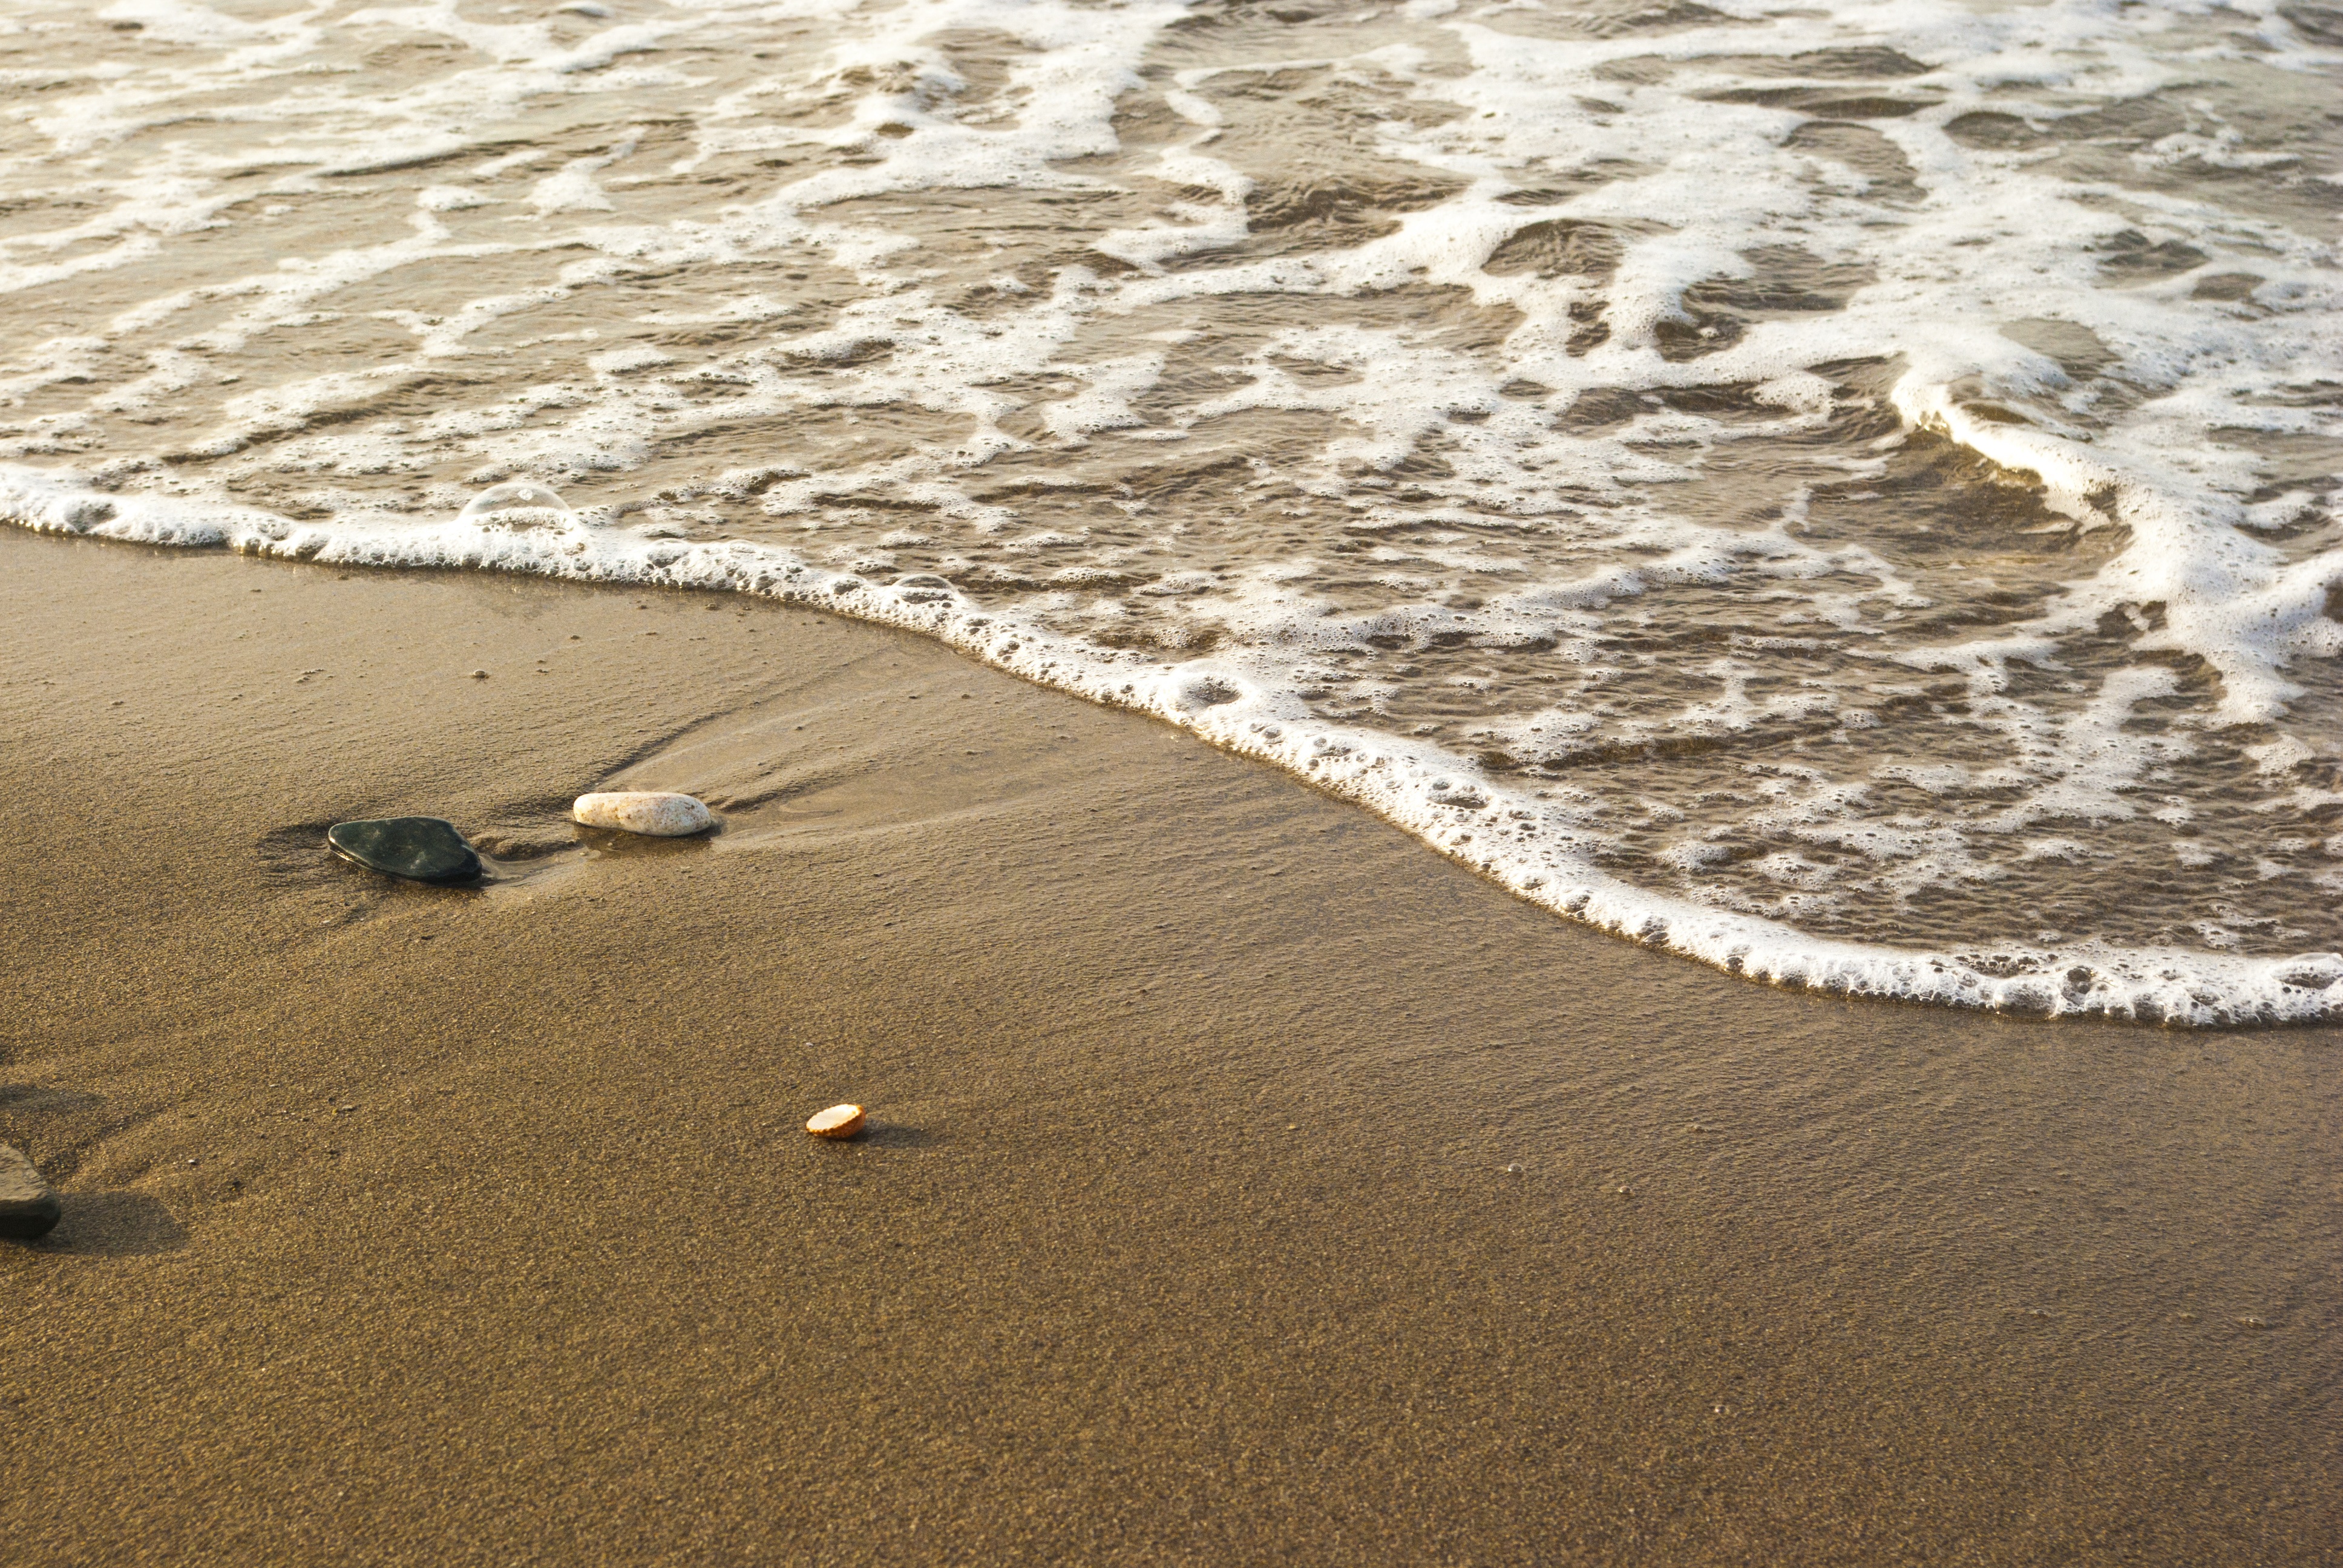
[1,528,2336,1564]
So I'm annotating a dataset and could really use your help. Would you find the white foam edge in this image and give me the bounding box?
[10,460,2337,1029]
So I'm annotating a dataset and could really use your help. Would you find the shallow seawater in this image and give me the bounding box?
[2,0,2338,1022]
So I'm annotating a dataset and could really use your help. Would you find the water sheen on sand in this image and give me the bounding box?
[1,0,2338,1021]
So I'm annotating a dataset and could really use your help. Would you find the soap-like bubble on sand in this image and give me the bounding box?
[454,482,580,534]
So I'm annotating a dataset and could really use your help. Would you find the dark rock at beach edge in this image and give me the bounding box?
[327,816,483,884]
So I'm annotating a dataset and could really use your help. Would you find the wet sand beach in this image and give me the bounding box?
[1,529,2337,1564]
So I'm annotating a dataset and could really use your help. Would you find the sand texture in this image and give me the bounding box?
[1,531,2337,1564]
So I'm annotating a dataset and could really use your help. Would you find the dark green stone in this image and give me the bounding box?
[326,817,482,884]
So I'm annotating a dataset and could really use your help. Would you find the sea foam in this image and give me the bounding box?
[1,0,2338,1023]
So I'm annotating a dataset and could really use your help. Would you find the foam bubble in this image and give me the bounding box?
[454,480,581,532]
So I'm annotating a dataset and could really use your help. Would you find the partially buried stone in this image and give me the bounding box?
[326,817,482,883]
[0,1142,60,1241]
[572,791,714,837]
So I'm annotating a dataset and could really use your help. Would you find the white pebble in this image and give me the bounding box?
[572,791,715,837]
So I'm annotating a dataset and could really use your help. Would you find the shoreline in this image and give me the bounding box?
[2,528,2337,1564]
[4,479,2324,1030]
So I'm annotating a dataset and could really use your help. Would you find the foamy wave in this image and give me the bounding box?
[2,0,2339,1021]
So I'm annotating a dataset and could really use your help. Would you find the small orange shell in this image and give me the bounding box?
[806,1103,866,1139]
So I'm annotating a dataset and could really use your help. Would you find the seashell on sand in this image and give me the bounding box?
[806,1104,866,1140]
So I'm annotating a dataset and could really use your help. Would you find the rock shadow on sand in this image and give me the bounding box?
[839,1122,944,1151]
[571,822,724,860]
[30,1192,189,1258]
[0,1083,104,1118]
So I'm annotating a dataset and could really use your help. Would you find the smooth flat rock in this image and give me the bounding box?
[326,817,482,883]
[0,1142,60,1241]
[572,791,715,837]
